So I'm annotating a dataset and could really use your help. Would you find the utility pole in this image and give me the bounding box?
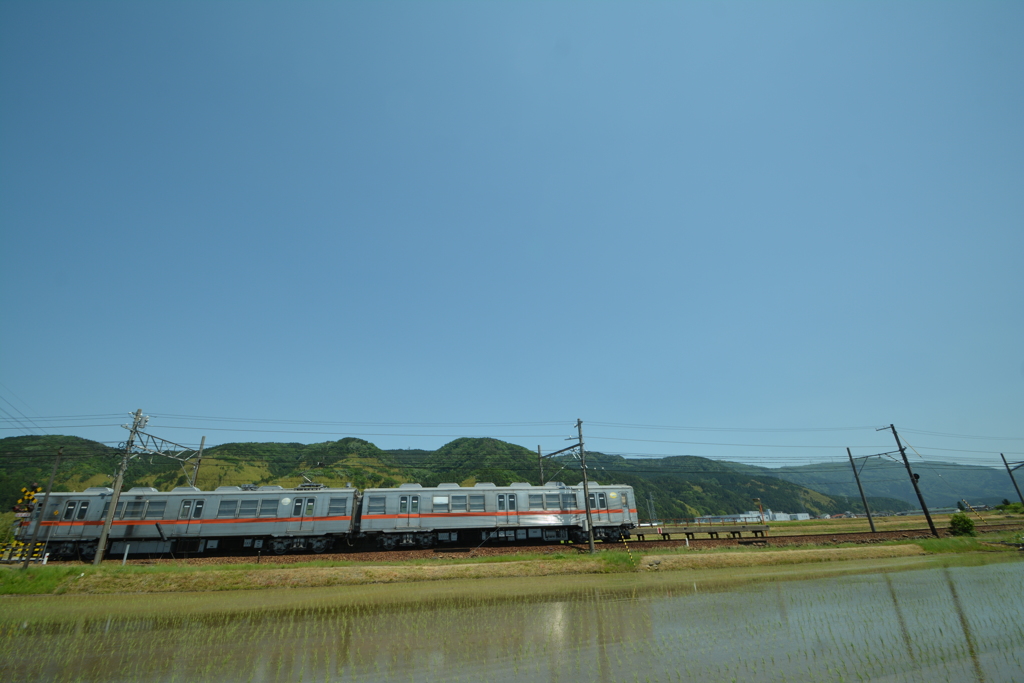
[646,491,657,525]
[537,445,544,485]
[888,424,938,537]
[847,447,876,533]
[1001,454,1024,507]
[190,436,206,487]
[21,447,62,569]
[577,419,596,553]
[94,409,146,566]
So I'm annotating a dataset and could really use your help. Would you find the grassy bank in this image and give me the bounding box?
[762,511,1023,536]
[2,533,1019,596]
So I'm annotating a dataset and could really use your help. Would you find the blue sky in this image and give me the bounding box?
[1,2,1021,469]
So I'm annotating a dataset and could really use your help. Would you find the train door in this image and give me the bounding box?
[288,497,317,532]
[53,499,89,539]
[399,495,420,528]
[497,493,518,525]
[179,498,205,536]
[589,491,608,523]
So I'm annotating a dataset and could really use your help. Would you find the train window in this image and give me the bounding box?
[145,501,167,519]
[238,499,259,517]
[76,502,90,520]
[451,495,467,511]
[62,502,77,521]
[258,499,278,517]
[507,494,517,511]
[410,496,419,514]
[529,494,543,509]
[192,500,205,518]
[432,496,449,512]
[598,493,607,510]
[497,494,505,512]
[545,493,560,509]
[123,501,145,519]
[368,496,386,515]
[588,493,596,509]
[327,498,348,516]
[304,498,316,516]
[179,500,192,518]
[399,496,408,514]
[218,500,239,518]
[620,493,627,511]
[469,495,485,512]
[561,493,576,510]
[293,499,304,516]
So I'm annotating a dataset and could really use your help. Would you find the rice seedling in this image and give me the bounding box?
[2,552,1022,682]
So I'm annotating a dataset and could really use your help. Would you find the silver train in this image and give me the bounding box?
[13,481,638,560]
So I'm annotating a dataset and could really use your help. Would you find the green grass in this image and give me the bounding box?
[0,565,95,595]
[3,530,1019,596]
[0,550,628,595]
[910,533,1021,554]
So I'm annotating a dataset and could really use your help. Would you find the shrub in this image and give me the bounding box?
[948,512,975,536]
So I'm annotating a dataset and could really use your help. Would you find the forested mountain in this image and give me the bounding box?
[2,435,914,521]
[0,435,405,509]
[723,459,1017,509]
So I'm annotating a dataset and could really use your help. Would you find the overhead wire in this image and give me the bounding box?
[589,421,879,432]
[0,383,51,435]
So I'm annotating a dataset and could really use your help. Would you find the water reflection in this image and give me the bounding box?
[884,572,916,662]
[2,556,1022,683]
[943,567,985,683]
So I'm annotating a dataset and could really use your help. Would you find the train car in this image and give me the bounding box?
[358,481,638,550]
[15,483,360,560]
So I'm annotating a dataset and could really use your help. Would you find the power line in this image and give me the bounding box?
[589,421,879,432]
[0,406,35,436]
[152,413,570,427]
[900,428,1024,441]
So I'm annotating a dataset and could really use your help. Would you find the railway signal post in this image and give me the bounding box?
[94,410,146,565]
[1001,454,1024,507]
[847,447,877,533]
[886,424,938,537]
[21,447,62,569]
[577,419,596,553]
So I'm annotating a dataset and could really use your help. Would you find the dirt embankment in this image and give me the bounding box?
[642,544,925,571]
[56,545,933,594]
[64,558,609,594]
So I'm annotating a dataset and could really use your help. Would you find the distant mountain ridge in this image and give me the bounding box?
[2,435,922,520]
[722,459,1017,509]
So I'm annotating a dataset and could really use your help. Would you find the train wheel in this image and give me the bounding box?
[311,538,330,554]
[380,535,398,551]
[416,533,436,549]
[271,539,289,555]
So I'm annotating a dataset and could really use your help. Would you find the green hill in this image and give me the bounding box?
[538,450,912,520]
[3,435,914,521]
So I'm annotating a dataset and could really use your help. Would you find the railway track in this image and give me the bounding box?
[39,522,1023,566]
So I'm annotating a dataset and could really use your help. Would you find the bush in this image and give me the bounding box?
[948,512,975,536]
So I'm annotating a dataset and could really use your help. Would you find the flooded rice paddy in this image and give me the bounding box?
[1,553,1022,683]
